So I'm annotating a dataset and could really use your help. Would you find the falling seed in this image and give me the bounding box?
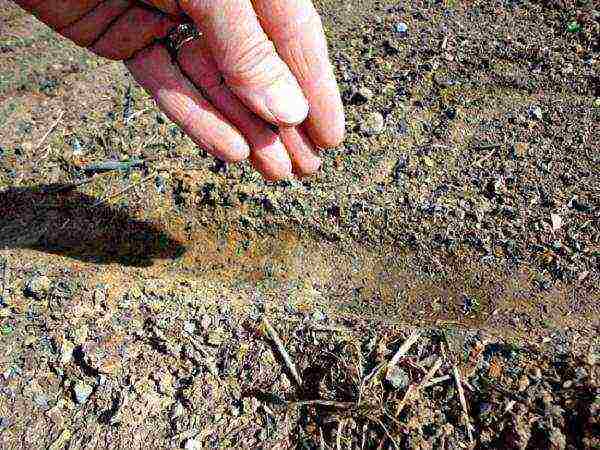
[550,213,562,232]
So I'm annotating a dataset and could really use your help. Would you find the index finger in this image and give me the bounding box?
[253,0,345,149]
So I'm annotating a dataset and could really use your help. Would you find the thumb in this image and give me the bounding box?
[180,0,309,126]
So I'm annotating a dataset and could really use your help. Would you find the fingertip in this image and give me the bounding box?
[250,138,293,181]
[223,139,251,163]
[280,126,322,177]
[263,78,310,126]
[293,157,322,178]
[307,114,346,149]
[304,78,346,148]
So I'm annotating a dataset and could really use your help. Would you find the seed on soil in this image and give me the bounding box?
[360,112,385,136]
[73,381,93,404]
[23,275,51,300]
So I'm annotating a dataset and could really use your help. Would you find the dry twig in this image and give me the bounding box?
[262,317,303,387]
[396,356,444,416]
[93,171,157,207]
[0,258,6,302]
[35,110,64,151]
[419,357,444,387]
[389,330,422,367]
[452,365,474,444]
[289,400,354,409]
[422,375,451,388]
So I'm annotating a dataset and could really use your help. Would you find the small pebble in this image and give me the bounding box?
[183,321,196,334]
[395,22,408,34]
[357,86,374,101]
[529,106,543,120]
[562,380,573,389]
[386,365,410,390]
[360,112,385,136]
[311,310,326,322]
[73,381,93,404]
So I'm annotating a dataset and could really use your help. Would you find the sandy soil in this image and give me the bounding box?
[0,0,599,448]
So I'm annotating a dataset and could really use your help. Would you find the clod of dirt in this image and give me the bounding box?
[360,111,385,135]
[23,275,51,300]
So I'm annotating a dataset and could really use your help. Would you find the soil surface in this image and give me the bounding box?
[0,0,599,448]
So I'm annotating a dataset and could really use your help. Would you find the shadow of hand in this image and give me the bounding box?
[0,185,185,267]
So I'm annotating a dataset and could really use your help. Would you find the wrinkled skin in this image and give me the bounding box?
[13,0,346,180]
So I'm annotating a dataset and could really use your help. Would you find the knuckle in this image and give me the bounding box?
[271,9,322,45]
[223,36,285,86]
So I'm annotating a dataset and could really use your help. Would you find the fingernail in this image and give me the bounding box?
[264,78,309,126]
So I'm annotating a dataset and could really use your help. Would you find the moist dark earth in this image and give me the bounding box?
[0,0,599,448]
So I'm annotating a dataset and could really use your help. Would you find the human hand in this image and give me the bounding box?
[13,0,346,180]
